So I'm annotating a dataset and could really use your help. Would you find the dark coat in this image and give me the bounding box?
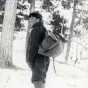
[26,22,49,68]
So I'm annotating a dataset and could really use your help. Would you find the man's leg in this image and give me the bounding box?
[33,81,45,88]
[32,57,50,88]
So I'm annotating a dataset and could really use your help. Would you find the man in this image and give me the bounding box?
[26,12,50,88]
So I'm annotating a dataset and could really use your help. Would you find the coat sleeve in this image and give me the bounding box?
[29,28,45,66]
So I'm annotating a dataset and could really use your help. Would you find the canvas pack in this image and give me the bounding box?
[38,30,64,58]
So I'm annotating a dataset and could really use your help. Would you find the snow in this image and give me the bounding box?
[1,0,88,87]
[0,31,88,88]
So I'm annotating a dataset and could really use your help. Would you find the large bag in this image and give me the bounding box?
[38,30,64,58]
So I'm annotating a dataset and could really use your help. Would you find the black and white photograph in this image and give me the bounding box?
[0,0,88,88]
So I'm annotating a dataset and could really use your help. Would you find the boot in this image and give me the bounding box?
[33,81,45,88]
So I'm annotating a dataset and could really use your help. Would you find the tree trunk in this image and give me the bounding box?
[30,0,35,13]
[65,0,77,62]
[0,0,17,67]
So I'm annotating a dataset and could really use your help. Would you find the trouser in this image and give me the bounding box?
[31,57,50,83]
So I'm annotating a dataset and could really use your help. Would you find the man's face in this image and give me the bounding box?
[29,16,39,26]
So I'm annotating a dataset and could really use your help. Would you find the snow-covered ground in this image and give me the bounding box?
[0,31,88,88]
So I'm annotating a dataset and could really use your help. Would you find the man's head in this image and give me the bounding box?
[29,12,42,25]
